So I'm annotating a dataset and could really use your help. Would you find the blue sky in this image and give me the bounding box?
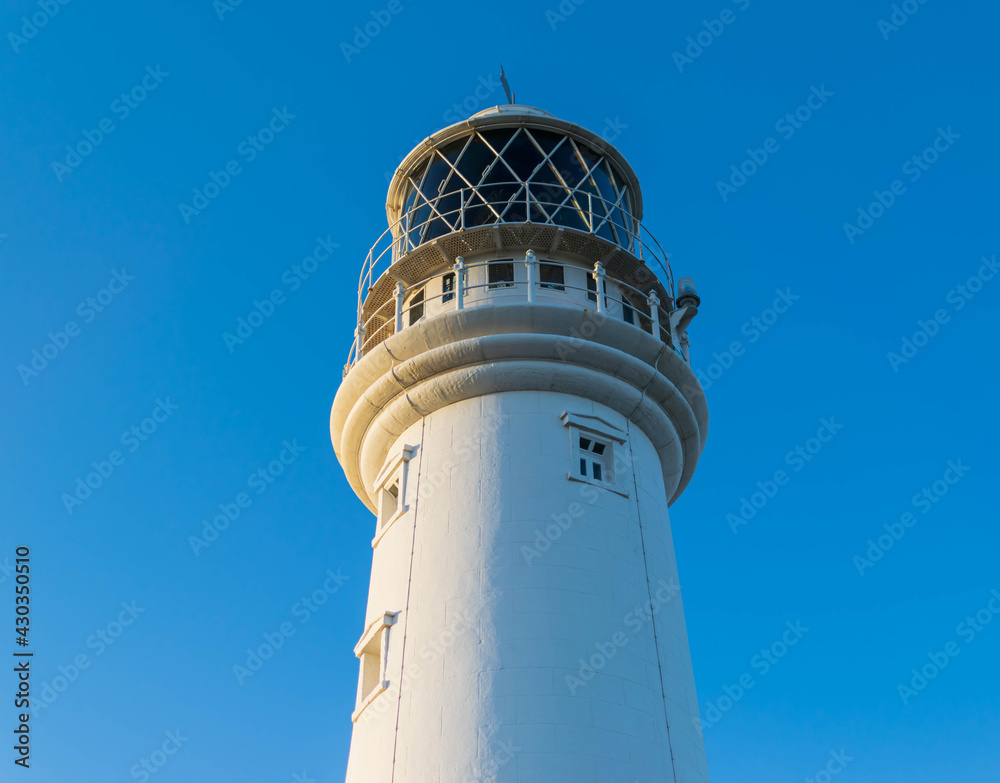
[1,0,998,780]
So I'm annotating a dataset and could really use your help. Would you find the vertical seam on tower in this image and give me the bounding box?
[390,417,426,783]
[628,419,679,783]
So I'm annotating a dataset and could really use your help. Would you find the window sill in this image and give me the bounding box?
[351,680,390,722]
[566,472,630,498]
[371,505,409,548]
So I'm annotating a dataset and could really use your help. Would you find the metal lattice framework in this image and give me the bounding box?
[398,127,637,253]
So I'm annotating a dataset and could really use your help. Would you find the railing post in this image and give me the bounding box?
[648,290,661,338]
[525,249,537,304]
[593,262,606,314]
[454,257,465,311]
[394,282,405,332]
[355,322,366,360]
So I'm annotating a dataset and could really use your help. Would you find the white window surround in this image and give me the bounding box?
[560,412,630,497]
[372,445,416,548]
[352,611,398,722]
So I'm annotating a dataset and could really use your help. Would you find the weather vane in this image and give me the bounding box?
[500,63,515,104]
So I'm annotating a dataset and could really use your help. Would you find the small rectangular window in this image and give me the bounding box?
[379,481,399,530]
[586,275,607,303]
[442,273,455,303]
[578,435,613,485]
[540,263,565,291]
[488,261,515,289]
[622,295,635,325]
[352,612,398,722]
[408,289,424,325]
[562,413,628,496]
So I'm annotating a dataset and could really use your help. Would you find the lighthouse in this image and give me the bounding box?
[330,105,711,782]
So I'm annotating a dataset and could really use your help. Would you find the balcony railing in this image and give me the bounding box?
[356,182,674,319]
[345,254,683,373]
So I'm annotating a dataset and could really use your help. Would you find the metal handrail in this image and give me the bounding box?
[344,256,679,372]
[355,182,674,319]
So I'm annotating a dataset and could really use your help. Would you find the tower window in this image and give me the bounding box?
[372,445,416,548]
[540,263,565,291]
[561,412,629,497]
[586,274,606,303]
[488,260,515,289]
[578,436,611,483]
[408,288,425,325]
[442,272,455,303]
[378,482,399,530]
[352,612,398,722]
[622,294,635,325]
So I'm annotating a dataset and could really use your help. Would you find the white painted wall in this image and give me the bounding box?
[344,390,709,783]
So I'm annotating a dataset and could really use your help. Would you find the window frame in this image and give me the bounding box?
[351,611,398,722]
[560,412,629,497]
[539,262,566,291]
[577,435,611,482]
[586,273,607,304]
[372,445,416,548]
[408,288,425,325]
[487,259,515,289]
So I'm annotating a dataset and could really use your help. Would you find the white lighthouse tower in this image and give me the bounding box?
[330,105,711,782]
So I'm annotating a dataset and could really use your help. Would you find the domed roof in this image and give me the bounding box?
[470,104,556,120]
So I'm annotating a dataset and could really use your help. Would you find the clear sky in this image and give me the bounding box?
[1,0,997,780]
